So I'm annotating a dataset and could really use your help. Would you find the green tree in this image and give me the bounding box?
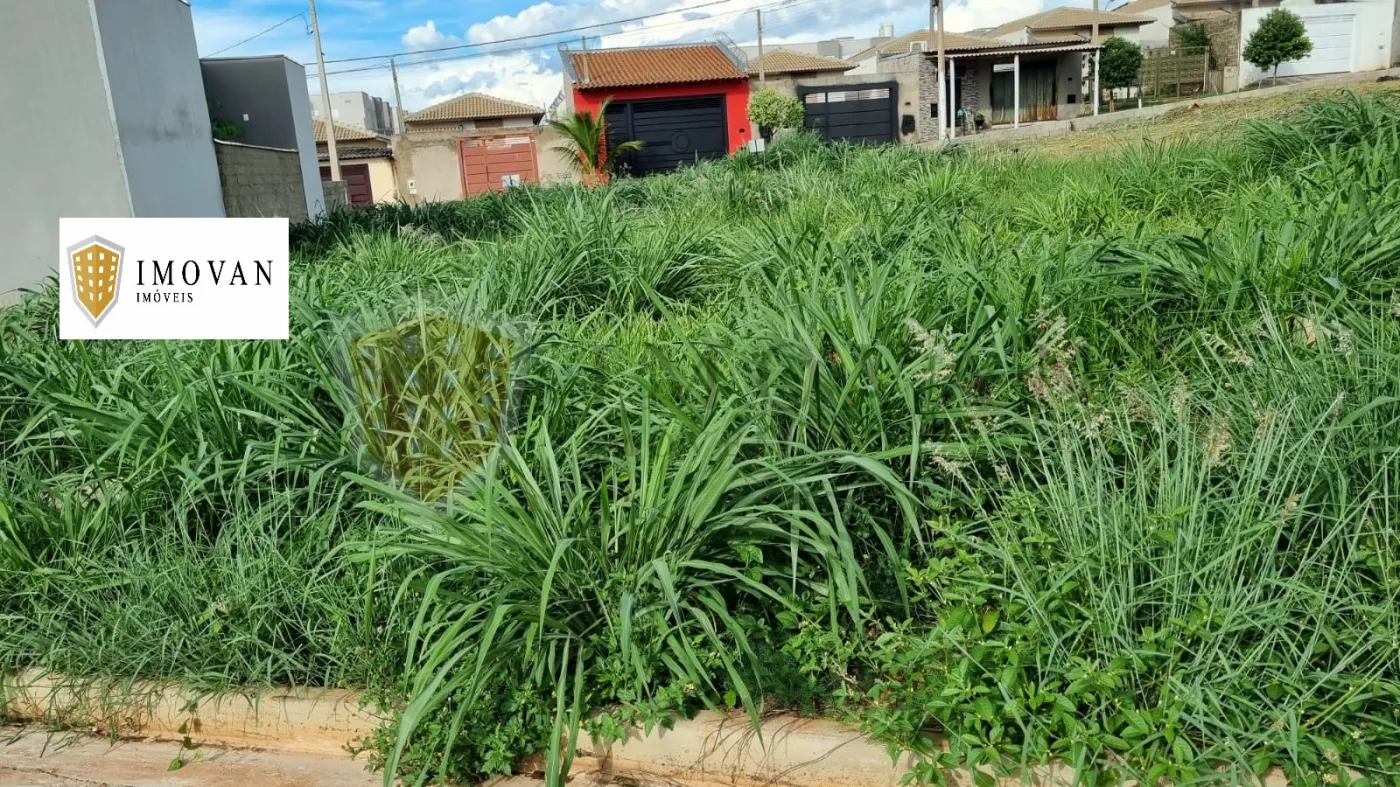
[1175,22,1210,51]
[548,99,643,184]
[1175,22,1211,68]
[1099,36,1144,112]
[747,89,804,139]
[1243,9,1313,85]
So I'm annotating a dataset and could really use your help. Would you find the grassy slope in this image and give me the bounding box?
[2,94,1399,785]
[988,79,1400,158]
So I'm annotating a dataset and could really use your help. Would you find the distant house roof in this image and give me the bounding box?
[1113,0,1171,13]
[747,49,854,75]
[317,147,393,161]
[987,6,1154,37]
[853,29,1088,59]
[313,118,384,143]
[405,92,543,124]
[568,43,747,89]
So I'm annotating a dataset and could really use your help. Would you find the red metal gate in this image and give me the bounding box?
[458,135,538,196]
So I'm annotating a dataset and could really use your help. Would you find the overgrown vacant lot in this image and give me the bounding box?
[3,94,1399,786]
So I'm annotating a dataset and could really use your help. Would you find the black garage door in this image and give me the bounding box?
[798,83,898,144]
[604,96,728,176]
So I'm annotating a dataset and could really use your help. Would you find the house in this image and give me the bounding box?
[3,0,225,303]
[1237,0,1395,83]
[859,30,1105,140]
[562,40,753,176]
[310,91,396,135]
[399,92,546,201]
[986,6,1157,43]
[1113,0,1397,86]
[1111,0,1183,46]
[749,49,918,144]
[748,49,857,90]
[314,120,397,206]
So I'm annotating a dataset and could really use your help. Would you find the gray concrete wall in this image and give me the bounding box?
[0,0,132,303]
[282,58,325,220]
[92,0,224,218]
[1058,52,1087,119]
[214,141,309,222]
[201,57,300,149]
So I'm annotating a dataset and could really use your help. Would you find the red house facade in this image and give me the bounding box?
[565,42,752,176]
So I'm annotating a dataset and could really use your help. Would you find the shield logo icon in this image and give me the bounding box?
[66,236,124,326]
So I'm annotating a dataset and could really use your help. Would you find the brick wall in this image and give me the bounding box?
[214,141,309,221]
[911,56,982,140]
[916,56,939,142]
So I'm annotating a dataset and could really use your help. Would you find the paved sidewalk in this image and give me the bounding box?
[0,727,378,787]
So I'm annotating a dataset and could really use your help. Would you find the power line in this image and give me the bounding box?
[206,13,308,57]
[308,0,826,80]
[321,0,749,65]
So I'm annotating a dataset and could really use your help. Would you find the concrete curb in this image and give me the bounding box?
[3,674,1302,786]
[1,671,382,757]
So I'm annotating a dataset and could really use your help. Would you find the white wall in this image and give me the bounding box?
[1135,6,1176,48]
[0,0,133,303]
[1240,0,1395,84]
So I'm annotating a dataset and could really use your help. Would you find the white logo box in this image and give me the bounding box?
[59,218,289,340]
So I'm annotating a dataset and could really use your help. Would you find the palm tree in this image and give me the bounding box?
[548,99,642,185]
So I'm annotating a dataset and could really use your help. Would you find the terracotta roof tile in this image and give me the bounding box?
[406,92,543,123]
[865,30,1044,57]
[988,6,1154,37]
[747,49,854,75]
[570,44,746,89]
[313,118,383,143]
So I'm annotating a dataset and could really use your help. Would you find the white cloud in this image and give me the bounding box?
[402,20,461,51]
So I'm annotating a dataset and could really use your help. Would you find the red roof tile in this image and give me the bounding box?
[570,44,746,89]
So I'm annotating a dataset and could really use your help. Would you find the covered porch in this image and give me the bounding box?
[936,40,1102,138]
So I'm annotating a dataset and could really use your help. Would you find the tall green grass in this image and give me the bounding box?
[2,91,1398,785]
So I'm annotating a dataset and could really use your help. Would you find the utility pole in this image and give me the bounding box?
[309,0,339,181]
[1091,0,1101,116]
[933,0,946,141]
[756,9,765,83]
[579,36,590,84]
[390,56,404,133]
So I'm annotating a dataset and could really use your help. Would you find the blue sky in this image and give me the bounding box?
[190,0,1094,112]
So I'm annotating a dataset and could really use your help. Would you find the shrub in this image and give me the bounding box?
[1099,36,1144,111]
[747,89,804,133]
[1243,9,1313,84]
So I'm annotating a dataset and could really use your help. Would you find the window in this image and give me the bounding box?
[909,41,926,53]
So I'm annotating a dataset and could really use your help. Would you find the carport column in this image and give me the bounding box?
[1013,55,1020,129]
[1093,49,1101,116]
[948,57,956,139]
